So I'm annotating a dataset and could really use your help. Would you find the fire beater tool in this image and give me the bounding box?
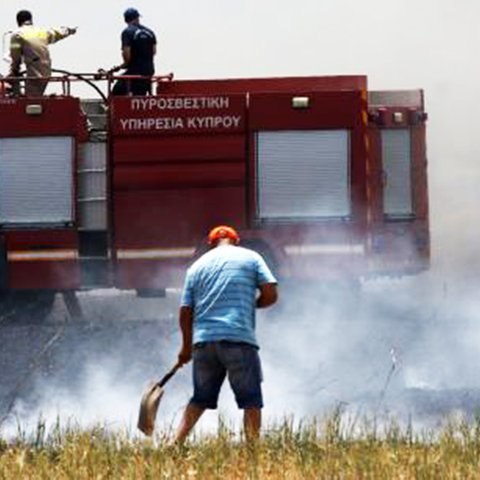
[137,362,182,436]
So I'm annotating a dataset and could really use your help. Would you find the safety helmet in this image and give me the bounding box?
[208,225,240,245]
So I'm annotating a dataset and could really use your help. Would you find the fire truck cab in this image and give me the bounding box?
[0,74,429,304]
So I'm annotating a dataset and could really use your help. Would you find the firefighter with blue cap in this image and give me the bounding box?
[111,8,157,96]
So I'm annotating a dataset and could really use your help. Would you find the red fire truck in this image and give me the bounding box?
[0,74,428,312]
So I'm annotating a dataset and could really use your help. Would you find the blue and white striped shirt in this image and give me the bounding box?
[180,245,277,347]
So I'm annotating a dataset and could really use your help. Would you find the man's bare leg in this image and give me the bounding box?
[244,408,261,442]
[174,404,205,443]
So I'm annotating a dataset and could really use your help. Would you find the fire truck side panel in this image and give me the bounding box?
[4,230,80,289]
[114,185,246,248]
[114,162,245,190]
[115,258,189,289]
[113,135,244,163]
[114,187,246,288]
[245,90,368,279]
[412,124,429,220]
[0,97,85,137]
[110,94,247,289]
[0,97,86,290]
[248,91,365,129]
[367,91,429,276]
[110,94,246,136]
[6,261,80,290]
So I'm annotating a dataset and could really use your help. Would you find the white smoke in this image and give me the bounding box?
[3,267,480,442]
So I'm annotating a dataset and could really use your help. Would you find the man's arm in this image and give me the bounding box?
[119,29,133,68]
[178,306,194,365]
[47,26,76,44]
[256,283,278,309]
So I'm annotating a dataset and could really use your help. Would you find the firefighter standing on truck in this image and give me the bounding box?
[111,8,157,96]
[9,10,76,96]
[174,226,278,444]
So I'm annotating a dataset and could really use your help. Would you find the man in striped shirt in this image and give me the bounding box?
[174,225,278,443]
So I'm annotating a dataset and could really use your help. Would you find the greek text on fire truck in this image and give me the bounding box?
[120,115,241,131]
[131,96,230,111]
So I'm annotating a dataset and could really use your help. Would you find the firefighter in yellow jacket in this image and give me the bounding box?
[9,10,76,96]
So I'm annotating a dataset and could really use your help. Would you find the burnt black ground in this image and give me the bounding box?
[0,291,181,432]
[1,283,480,437]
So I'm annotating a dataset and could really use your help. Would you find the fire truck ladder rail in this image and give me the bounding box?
[76,104,109,287]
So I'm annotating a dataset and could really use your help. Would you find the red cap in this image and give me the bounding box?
[208,225,240,245]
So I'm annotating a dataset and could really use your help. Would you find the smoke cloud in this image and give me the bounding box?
[2,268,480,441]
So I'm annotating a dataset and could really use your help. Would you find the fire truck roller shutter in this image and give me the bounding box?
[0,137,74,226]
[256,130,351,220]
[381,129,413,218]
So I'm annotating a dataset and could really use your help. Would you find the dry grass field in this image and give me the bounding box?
[1,412,480,479]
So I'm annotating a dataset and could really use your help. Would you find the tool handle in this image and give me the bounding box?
[157,363,182,388]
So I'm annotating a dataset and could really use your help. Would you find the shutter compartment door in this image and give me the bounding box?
[382,129,413,218]
[0,137,74,225]
[256,130,351,220]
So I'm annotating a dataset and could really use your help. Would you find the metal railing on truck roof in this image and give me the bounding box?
[0,70,174,102]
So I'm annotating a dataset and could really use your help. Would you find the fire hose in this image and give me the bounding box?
[52,68,108,103]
